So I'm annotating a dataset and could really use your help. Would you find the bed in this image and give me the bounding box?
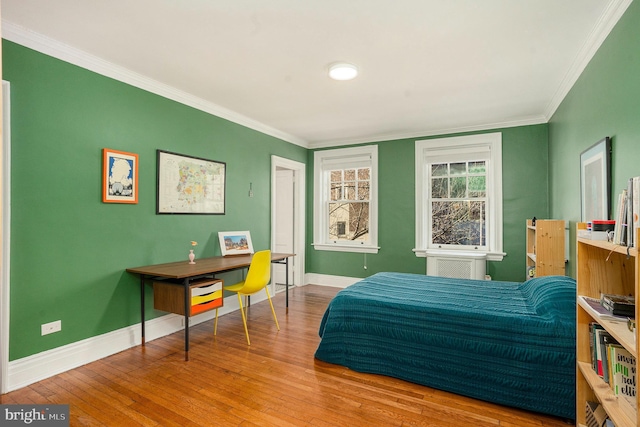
[315,272,576,419]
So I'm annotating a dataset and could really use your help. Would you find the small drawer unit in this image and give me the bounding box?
[153,278,223,316]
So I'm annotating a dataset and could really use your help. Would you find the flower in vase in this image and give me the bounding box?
[188,241,198,264]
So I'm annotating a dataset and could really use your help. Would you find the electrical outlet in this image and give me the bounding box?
[41,320,62,336]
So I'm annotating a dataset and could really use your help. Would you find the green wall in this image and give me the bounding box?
[306,124,550,282]
[549,0,640,277]
[3,41,307,360]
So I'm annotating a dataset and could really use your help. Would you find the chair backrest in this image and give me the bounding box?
[239,250,271,295]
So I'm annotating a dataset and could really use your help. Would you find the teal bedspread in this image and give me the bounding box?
[315,272,576,419]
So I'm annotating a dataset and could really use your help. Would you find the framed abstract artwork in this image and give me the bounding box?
[156,150,226,214]
[580,137,611,222]
[102,148,139,204]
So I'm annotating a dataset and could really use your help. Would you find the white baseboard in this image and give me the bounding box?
[6,292,267,392]
[304,273,361,289]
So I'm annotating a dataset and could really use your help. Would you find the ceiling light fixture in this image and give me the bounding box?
[328,63,358,81]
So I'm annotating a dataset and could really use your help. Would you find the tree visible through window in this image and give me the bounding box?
[415,133,503,259]
[430,160,487,247]
[329,168,370,241]
[314,144,378,253]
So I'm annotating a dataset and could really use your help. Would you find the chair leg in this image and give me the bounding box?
[265,287,280,331]
[237,293,251,345]
[214,308,219,336]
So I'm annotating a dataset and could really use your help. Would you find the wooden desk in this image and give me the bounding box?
[126,252,294,360]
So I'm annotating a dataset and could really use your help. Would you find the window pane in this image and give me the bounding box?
[330,170,342,182]
[469,161,485,173]
[450,177,466,198]
[431,178,448,198]
[469,200,485,220]
[329,201,369,241]
[468,176,486,198]
[330,183,341,201]
[344,169,356,181]
[431,201,485,246]
[450,162,466,175]
[468,176,485,191]
[345,183,356,200]
[358,182,370,200]
[358,168,370,180]
[431,163,447,177]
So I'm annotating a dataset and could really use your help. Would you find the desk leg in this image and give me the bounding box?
[140,275,146,346]
[183,278,190,361]
[285,257,289,310]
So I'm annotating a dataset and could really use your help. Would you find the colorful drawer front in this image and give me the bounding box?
[190,282,223,315]
[153,279,223,316]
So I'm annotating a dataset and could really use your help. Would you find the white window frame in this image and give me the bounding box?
[414,133,504,261]
[313,145,379,254]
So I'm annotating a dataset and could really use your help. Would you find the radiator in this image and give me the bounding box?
[426,252,486,280]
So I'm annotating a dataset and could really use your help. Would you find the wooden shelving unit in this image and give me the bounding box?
[576,222,639,427]
[525,219,566,278]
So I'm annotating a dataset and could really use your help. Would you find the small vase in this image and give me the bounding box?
[188,249,196,264]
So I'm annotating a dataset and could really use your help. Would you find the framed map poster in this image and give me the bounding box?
[156,150,226,214]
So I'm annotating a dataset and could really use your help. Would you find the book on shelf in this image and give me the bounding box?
[602,334,622,383]
[627,178,634,247]
[592,326,617,378]
[633,176,640,248]
[626,176,640,248]
[613,189,627,245]
[580,296,629,321]
[610,345,637,411]
[601,293,635,318]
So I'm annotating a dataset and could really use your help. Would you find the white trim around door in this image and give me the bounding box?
[271,156,305,292]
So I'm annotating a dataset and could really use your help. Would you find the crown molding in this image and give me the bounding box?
[543,0,632,120]
[307,115,547,149]
[1,21,309,149]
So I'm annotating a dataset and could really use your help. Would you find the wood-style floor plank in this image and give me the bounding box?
[1,285,571,426]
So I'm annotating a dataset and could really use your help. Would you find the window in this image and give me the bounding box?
[414,133,504,260]
[313,145,378,253]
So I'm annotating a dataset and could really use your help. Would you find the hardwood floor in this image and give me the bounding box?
[1,285,570,426]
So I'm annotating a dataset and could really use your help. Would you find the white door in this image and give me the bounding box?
[270,156,305,296]
[273,169,294,292]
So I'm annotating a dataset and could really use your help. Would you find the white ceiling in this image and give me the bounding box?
[0,0,631,148]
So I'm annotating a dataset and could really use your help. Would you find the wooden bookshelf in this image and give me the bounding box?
[525,219,565,278]
[576,222,639,427]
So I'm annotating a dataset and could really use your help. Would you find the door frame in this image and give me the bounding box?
[1,81,11,393]
[270,156,305,292]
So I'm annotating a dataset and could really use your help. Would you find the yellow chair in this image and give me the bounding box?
[214,249,279,345]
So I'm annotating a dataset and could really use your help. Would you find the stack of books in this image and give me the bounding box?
[601,293,635,318]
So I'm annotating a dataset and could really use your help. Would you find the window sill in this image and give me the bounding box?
[413,248,505,261]
[313,243,380,254]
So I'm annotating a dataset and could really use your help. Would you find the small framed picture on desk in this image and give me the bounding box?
[218,231,254,256]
